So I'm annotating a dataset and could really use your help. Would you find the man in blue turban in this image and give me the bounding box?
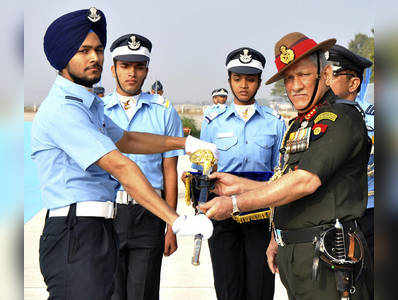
[33,7,218,300]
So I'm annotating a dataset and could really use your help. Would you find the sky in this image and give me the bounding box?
[24,0,375,105]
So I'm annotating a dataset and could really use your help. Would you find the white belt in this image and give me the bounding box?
[116,189,161,205]
[48,201,116,219]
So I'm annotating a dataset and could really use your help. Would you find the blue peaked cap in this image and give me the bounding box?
[44,7,107,70]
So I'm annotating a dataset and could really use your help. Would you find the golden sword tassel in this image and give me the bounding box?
[189,149,216,266]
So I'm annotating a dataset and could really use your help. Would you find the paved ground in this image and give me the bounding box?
[24,155,288,299]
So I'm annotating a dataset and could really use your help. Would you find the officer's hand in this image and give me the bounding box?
[199,196,232,220]
[208,172,243,196]
[172,214,213,239]
[266,235,279,274]
[185,135,219,160]
[164,225,178,256]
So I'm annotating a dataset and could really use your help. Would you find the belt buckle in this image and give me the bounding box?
[104,201,116,219]
[274,228,285,247]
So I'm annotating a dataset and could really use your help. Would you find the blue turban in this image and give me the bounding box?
[44,7,107,70]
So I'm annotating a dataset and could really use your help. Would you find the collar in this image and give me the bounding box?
[55,75,99,108]
[224,102,262,119]
[104,90,151,109]
[296,89,336,123]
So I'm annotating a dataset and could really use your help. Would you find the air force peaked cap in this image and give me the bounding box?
[226,47,265,75]
[110,34,152,62]
[44,7,107,70]
[212,88,228,97]
[327,44,373,76]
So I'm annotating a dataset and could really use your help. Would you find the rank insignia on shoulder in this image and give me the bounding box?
[154,95,170,108]
[314,112,337,124]
[205,110,223,123]
[311,123,328,141]
[365,104,374,115]
[65,95,83,102]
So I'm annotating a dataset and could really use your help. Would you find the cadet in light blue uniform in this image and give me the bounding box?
[327,44,375,261]
[357,93,374,210]
[103,33,184,300]
[31,9,216,299]
[203,88,229,117]
[200,47,286,300]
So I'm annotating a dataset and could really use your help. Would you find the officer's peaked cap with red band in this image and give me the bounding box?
[265,32,336,85]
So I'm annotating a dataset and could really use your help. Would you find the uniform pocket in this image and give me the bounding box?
[253,135,274,149]
[215,136,238,151]
[39,230,67,280]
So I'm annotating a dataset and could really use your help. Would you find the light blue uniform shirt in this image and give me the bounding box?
[31,76,124,209]
[356,96,374,209]
[200,103,286,172]
[203,104,226,117]
[103,91,184,190]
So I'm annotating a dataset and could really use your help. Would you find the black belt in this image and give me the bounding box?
[276,220,359,246]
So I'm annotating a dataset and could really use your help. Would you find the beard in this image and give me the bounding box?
[67,64,102,88]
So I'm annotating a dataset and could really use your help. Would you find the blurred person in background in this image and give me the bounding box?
[94,86,105,97]
[150,80,164,96]
[203,88,228,117]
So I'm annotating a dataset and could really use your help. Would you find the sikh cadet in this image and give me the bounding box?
[326,45,374,263]
[203,88,228,117]
[32,8,216,299]
[102,33,183,300]
[199,47,286,300]
[200,32,372,300]
[151,80,164,95]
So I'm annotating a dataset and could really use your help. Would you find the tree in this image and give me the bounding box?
[270,80,287,98]
[181,116,200,138]
[348,30,374,82]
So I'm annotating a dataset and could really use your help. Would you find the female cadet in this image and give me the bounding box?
[200,48,286,300]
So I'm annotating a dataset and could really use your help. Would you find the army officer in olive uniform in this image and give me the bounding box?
[201,32,372,300]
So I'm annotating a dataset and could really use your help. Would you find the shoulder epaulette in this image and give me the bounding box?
[150,95,170,108]
[365,104,374,115]
[65,95,83,102]
[261,105,282,119]
[335,99,365,118]
[204,108,224,123]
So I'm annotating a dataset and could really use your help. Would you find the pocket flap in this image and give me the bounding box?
[215,136,238,151]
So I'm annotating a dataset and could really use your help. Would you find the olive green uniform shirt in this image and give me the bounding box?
[275,89,371,230]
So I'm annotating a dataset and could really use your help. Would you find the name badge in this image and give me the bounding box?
[217,132,234,138]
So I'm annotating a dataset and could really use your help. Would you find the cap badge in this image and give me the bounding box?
[280,45,295,65]
[239,49,252,64]
[128,35,141,50]
[87,7,101,23]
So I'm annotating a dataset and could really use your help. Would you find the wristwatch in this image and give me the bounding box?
[231,194,240,216]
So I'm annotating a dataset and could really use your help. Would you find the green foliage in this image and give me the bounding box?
[181,116,200,138]
[270,80,287,97]
[348,30,374,82]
